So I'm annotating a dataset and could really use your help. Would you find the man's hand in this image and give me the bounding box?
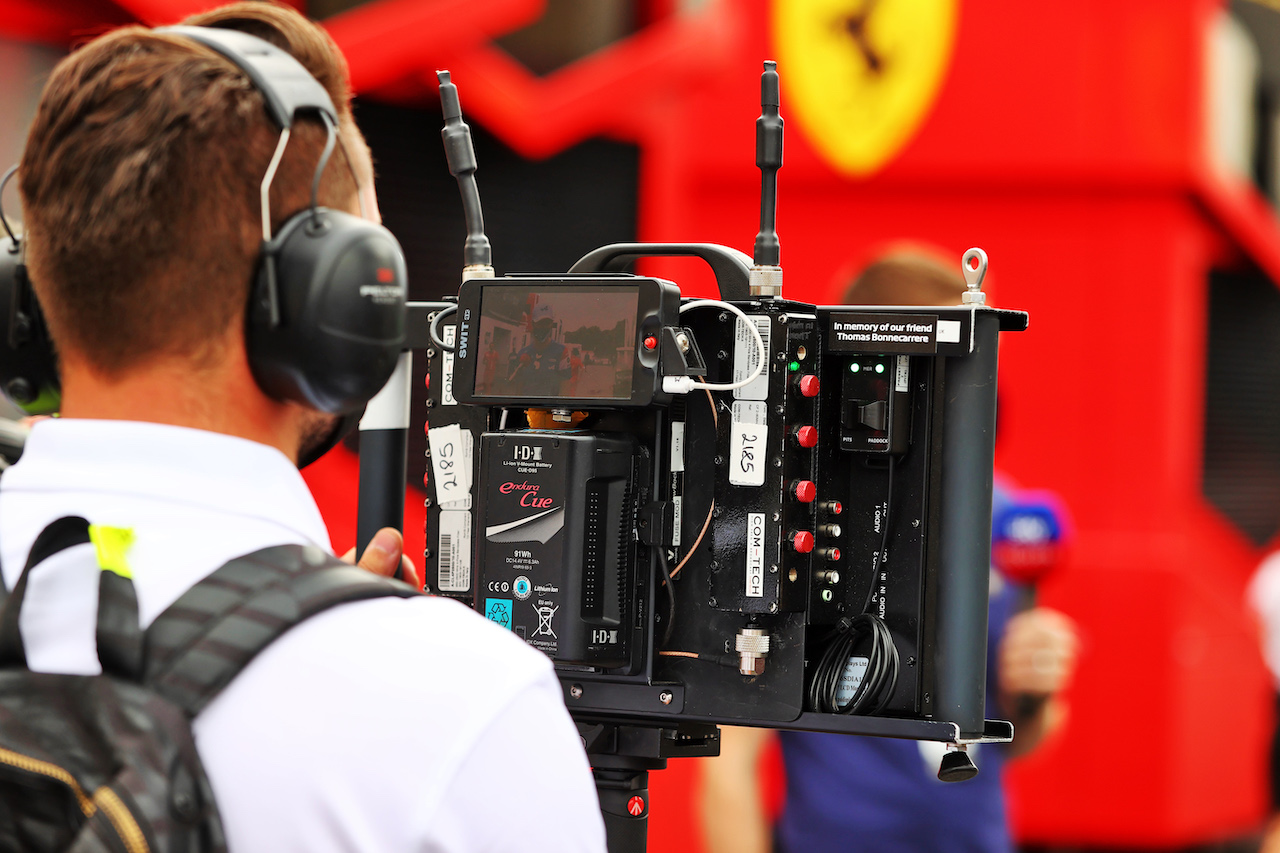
[997,606,1079,756]
[998,606,1078,698]
[341,527,421,589]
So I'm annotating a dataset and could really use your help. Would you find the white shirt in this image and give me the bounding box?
[0,418,606,853]
[1251,550,1280,689]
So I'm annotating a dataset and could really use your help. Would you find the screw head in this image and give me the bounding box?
[570,685,583,699]
[6,378,34,404]
[659,691,673,705]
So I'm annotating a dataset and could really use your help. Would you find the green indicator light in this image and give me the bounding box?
[875,363,885,374]
[789,361,801,372]
[850,363,861,373]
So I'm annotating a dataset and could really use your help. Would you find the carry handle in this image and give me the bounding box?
[568,243,753,302]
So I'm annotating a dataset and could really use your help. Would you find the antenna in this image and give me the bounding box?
[437,70,493,277]
[751,60,783,298]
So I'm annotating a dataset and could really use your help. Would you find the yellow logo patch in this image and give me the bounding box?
[773,0,959,177]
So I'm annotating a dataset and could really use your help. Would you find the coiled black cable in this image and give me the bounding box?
[807,613,900,714]
[807,457,901,714]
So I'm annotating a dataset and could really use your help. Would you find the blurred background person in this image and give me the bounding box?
[696,248,1079,853]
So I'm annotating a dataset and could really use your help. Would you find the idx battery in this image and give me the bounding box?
[476,430,642,670]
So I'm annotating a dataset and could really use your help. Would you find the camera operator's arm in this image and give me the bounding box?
[997,606,1078,758]
[698,725,774,853]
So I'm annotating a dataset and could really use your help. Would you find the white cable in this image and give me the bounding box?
[663,299,768,394]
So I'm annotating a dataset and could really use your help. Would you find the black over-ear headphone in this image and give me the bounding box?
[0,26,407,418]
[0,165,58,415]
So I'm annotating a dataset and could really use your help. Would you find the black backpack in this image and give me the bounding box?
[0,516,417,852]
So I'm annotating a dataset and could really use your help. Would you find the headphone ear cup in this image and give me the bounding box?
[246,208,406,414]
[0,237,60,415]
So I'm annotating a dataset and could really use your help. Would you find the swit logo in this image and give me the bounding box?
[457,310,471,359]
[513,445,544,462]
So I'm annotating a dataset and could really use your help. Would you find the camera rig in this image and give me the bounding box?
[355,62,1027,852]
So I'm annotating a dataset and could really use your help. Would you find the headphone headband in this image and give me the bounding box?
[154,26,338,129]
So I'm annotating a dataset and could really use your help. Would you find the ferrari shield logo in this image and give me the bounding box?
[773,0,958,177]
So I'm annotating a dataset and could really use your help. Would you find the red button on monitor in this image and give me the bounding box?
[644,335,658,351]
[792,531,815,553]
[795,425,818,448]
[793,480,816,503]
[798,375,821,397]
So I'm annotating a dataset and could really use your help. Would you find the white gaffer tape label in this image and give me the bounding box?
[937,319,961,344]
[441,325,457,406]
[437,510,472,592]
[895,355,909,393]
[745,511,766,598]
[729,400,768,487]
[732,315,771,401]
[438,428,473,510]
[670,421,685,473]
[428,424,473,506]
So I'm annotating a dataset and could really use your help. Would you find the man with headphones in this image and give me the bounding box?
[0,3,606,850]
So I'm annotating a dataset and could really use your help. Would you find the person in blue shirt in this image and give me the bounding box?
[697,248,1079,853]
[509,303,568,397]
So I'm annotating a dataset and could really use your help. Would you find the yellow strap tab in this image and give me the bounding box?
[87,525,135,578]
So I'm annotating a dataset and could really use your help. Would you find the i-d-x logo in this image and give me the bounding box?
[514,445,544,462]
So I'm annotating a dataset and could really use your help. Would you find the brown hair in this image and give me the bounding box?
[184,1,352,120]
[185,2,374,189]
[843,246,965,308]
[19,7,356,375]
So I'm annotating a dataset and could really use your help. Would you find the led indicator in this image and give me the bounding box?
[850,363,861,373]
[789,361,801,372]
[875,363,885,374]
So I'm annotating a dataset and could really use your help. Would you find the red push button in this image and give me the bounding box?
[793,480,816,503]
[643,335,658,351]
[792,531,815,553]
[795,425,818,448]
[798,375,821,397]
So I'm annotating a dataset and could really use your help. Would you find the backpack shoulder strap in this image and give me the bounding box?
[144,544,418,716]
[0,516,93,667]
